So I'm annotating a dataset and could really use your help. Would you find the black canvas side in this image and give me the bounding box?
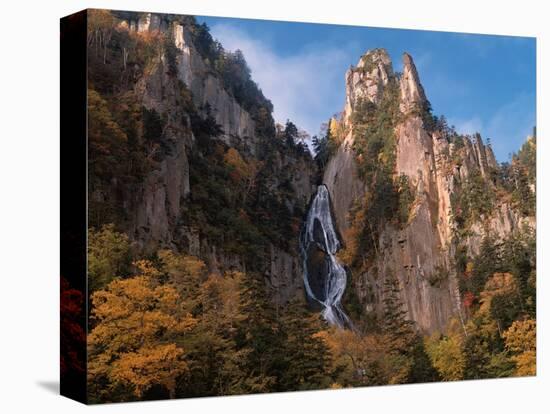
[60,9,88,405]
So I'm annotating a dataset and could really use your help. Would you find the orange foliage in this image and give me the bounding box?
[88,260,197,399]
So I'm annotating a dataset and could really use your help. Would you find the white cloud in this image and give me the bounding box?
[410,51,432,73]
[449,116,483,136]
[210,24,352,138]
[484,93,536,160]
[449,92,535,161]
[209,25,535,162]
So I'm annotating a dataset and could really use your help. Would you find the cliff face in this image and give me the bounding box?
[89,12,317,304]
[123,15,259,248]
[89,11,533,331]
[324,49,395,235]
[324,50,534,333]
[171,24,258,150]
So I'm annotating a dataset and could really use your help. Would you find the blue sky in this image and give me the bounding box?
[197,16,536,161]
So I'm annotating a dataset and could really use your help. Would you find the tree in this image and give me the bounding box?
[382,276,417,355]
[223,148,261,205]
[510,135,536,216]
[425,329,465,381]
[88,9,115,64]
[503,318,536,376]
[88,260,197,401]
[315,327,386,387]
[460,273,518,379]
[463,235,501,297]
[157,250,207,311]
[88,224,131,292]
[397,174,414,226]
[381,276,422,383]
[407,339,440,383]
[463,313,502,379]
[233,273,284,393]
[479,272,522,333]
[279,300,332,391]
[179,271,245,397]
[283,120,299,147]
[88,88,128,177]
[110,344,186,399]
[312,122,338,168]
[60,277,86,378]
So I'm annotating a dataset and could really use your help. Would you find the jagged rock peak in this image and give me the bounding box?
[357,48,393,72]
[399,52,427,114]
[344,48,394,122]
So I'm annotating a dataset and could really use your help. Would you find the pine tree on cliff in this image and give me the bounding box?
[382,275,416,351]
[382,275,438,383]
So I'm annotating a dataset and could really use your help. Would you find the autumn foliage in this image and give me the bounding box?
[88,260,197,401]
[60,277,86,376]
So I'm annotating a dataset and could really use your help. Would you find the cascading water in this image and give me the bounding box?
[300,185,352,328]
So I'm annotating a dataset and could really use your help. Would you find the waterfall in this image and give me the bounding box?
[300,185,352,328]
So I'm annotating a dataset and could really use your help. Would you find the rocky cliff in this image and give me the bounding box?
[88,11,534,332]
[323,49,534,333]
[88,11,317,304]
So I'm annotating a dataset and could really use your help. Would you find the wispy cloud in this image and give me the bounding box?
[209,24,534,162]
[485,93,536,160]
[449,92,535,161]
[449,116,483,136]
[210,24,352,137]
[409,51,432,73]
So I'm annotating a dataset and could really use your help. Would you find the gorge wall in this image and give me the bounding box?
[88,11,535,335]
[88,11,317,304]
[323,49,534,333]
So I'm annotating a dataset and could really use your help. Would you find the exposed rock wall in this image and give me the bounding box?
[344,49,393,123]
[324,49,534,333]
[325,50,395,233]
[106,13,317,304]
[128,41,193,251]
[171,23,258,153]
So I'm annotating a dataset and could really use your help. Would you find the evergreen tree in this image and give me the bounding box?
[468,235,501,296]
[283,120,299,148]
[408,338,440,383]
[180,272,244,397]
[233,273,284,393]
[279,300,331,391]
[382,276,416,355]
[381,275,429,383]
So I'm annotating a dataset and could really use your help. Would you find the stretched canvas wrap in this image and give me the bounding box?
[60,8,537,404]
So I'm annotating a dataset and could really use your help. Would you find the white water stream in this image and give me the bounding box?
[300,185,351,328]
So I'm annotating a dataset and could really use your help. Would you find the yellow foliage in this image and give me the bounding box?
[110,344,187,398]
[329,117,343,143]
[425,332,465,381]
[88,88,128,147]
[158,250,207,303]
[464,261,474,278]
[503,318,536,376]
[338,201,368,267]
[88,260,197,399]
[316,327,406,386]
[88,9,114,29]
[479,273,518,314]
[224,148,251,182]
[134,259,163,279]
[198,271,244,332]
